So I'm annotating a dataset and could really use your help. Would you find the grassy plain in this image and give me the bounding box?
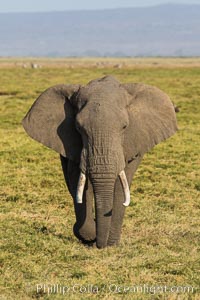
[0,58,200,299]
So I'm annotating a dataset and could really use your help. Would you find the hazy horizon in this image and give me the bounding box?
[1,0,200,13]
[0,4,200,57]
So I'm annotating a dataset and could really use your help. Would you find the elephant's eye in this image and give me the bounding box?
[122,124,127,130]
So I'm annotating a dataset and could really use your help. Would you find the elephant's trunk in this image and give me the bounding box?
[76,130,131,247]
[76,168,131,248]
[90,174,115,248]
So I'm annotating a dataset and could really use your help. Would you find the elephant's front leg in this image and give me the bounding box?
[60,156,96,244]
[107,156,142,246]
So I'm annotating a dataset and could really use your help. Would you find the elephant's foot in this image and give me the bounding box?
[95,240,120,249]
[73,222,96,245]
[107,237,120,247]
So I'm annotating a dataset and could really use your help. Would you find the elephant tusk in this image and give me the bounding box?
[119,170,130,207]
[76,172,86,204]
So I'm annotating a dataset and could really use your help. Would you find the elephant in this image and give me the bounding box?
[22,75,177,248]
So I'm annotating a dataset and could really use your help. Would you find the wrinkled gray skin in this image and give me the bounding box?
[22,76,177,248]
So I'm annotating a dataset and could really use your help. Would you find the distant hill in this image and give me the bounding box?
[0,4,200,57]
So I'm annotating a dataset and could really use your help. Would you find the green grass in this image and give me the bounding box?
[0,60,200,300]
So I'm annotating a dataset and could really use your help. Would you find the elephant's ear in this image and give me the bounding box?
[22,84,82,162]
[122,83,178,161]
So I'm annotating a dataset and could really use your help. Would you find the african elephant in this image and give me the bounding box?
[22,75,177,248]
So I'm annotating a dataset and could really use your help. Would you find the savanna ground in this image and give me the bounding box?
[0,58,199,300]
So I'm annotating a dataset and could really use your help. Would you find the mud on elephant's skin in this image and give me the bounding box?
[22,75,178,248]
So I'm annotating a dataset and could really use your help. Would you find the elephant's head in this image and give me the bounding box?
[22,76,177,248]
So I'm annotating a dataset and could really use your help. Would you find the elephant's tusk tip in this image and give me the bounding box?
[76,196,83,204]
[123,199,130,207]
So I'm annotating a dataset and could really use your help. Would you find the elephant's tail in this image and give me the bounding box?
[173,102,180,113]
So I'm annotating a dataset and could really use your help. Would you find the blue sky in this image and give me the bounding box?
[0,0,199,13]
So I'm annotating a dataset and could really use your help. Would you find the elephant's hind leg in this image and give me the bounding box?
[60,156,96,244]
